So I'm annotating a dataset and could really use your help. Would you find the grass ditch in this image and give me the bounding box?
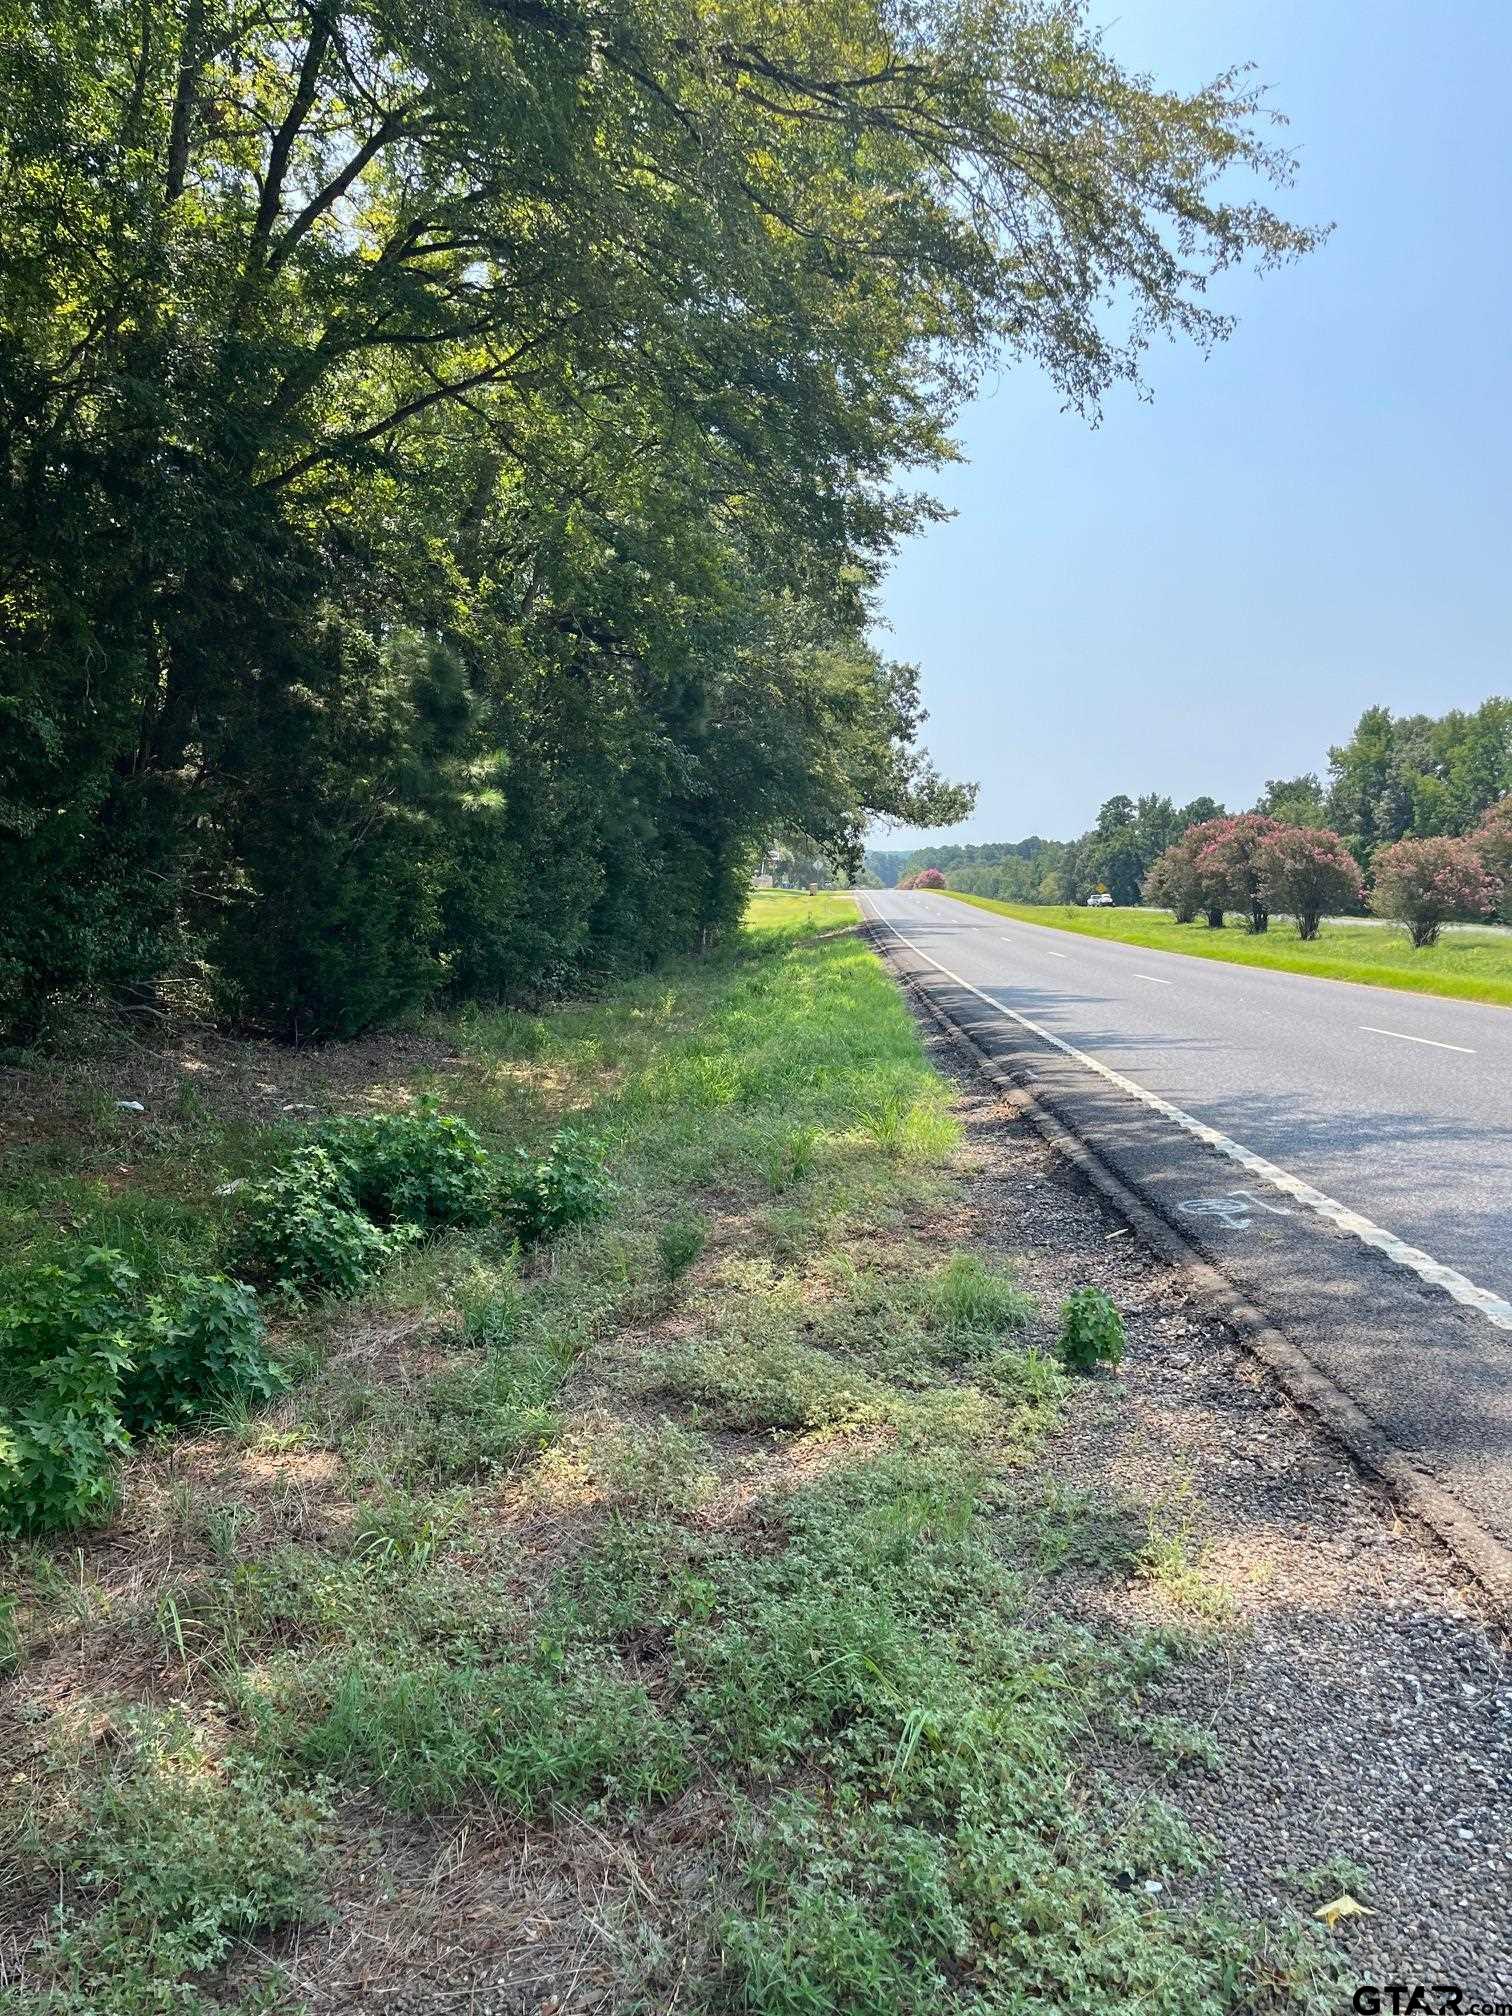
[935,888,1512,1008]
[0,891,1338,2011]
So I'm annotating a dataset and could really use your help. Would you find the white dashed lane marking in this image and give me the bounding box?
[1360,1025,1475,1055]
[863,900,1512,1334]
[1134,973,1173,986]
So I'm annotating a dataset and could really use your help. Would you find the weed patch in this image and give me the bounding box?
[368,1342,565,1488]
[8,1710,330,2015]
[247,1645,686,1817]
[1058,1285,1128,1371]
[1138,1475,1238,1624]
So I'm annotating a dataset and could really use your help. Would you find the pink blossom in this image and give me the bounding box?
[1191,814,1285,932]
[1256,827,1363,940]
[1370,836,1499,948]
[1474,796,1512,903]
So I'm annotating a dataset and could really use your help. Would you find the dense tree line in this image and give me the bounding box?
[872,698,1511,915]
[0,0,1319,1038]
[1323,700,1512,862]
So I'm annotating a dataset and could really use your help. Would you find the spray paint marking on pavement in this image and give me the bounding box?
[863,898,1512,1333]
[1180,1190,1296,1230]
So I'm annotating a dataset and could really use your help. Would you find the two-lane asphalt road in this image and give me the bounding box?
[862,888,1512,1559]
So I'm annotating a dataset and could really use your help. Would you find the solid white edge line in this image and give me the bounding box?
[863,897,1512,1333]
[1360,1025,1475,1055]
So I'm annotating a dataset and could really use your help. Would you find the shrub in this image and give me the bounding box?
[239,1145,403,1299]
[120,1276,286,1434]
[0,1255,136,1535]
[1142,838,1203,923]
[0,1249,139,1392]
[1256,826,1363,939]
[243,1111,610,1296]
[1056,1287,1125,1371]
[2,1254,140,1535]
[1369,836,1499,948]
[912,867,947,889]
[1192,815,1283,933]
[318,1102,495,1228]
[1172,816,1234,926]
[501,1128,614,1243]
[0,1255,285,1533]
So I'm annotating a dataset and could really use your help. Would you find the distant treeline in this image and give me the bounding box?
[868,700,1512,907]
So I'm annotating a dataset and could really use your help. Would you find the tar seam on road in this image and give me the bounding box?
[862,898,1512,1334]
[1359,1024,1475,1055]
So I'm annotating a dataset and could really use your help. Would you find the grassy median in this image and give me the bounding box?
[0,892,1333,2011]
[936,890,1512,1009]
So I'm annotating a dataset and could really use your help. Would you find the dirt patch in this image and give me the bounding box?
[1,1023,463,1156]
[247,1793,726,2015]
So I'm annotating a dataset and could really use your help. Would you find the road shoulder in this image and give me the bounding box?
[865,911,1512,1600]
[895,951,1512,1995]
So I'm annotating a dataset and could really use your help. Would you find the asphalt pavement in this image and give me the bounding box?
[861,888,1512,1557]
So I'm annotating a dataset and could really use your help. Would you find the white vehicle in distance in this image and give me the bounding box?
[1085,892,1115,906]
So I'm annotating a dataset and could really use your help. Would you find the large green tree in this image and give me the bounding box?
[1,0,1322,1032]
[1326,701,1512,870]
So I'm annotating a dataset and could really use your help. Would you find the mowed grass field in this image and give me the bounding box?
[936,890,1512,1009]
[0,891,1336,2013]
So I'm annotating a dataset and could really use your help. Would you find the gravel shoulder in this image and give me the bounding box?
[899,973,1512,1999]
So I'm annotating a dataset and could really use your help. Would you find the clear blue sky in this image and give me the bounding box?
[876,0,1511,850]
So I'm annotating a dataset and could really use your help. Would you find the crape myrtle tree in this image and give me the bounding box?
[1474,797,1512,921]
[1142,835,1205,924]
[1192,814,1283,933]
[1256,826,1363,940]
[0,0,1322,1035]
[1369,838,1500,949]
[1174,805,1230,926]
[1169,817,1234,927]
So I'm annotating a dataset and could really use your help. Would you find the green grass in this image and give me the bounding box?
[938,889,1512,1008]
[0,889,1337,2012]
[8,1710,331,2016]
